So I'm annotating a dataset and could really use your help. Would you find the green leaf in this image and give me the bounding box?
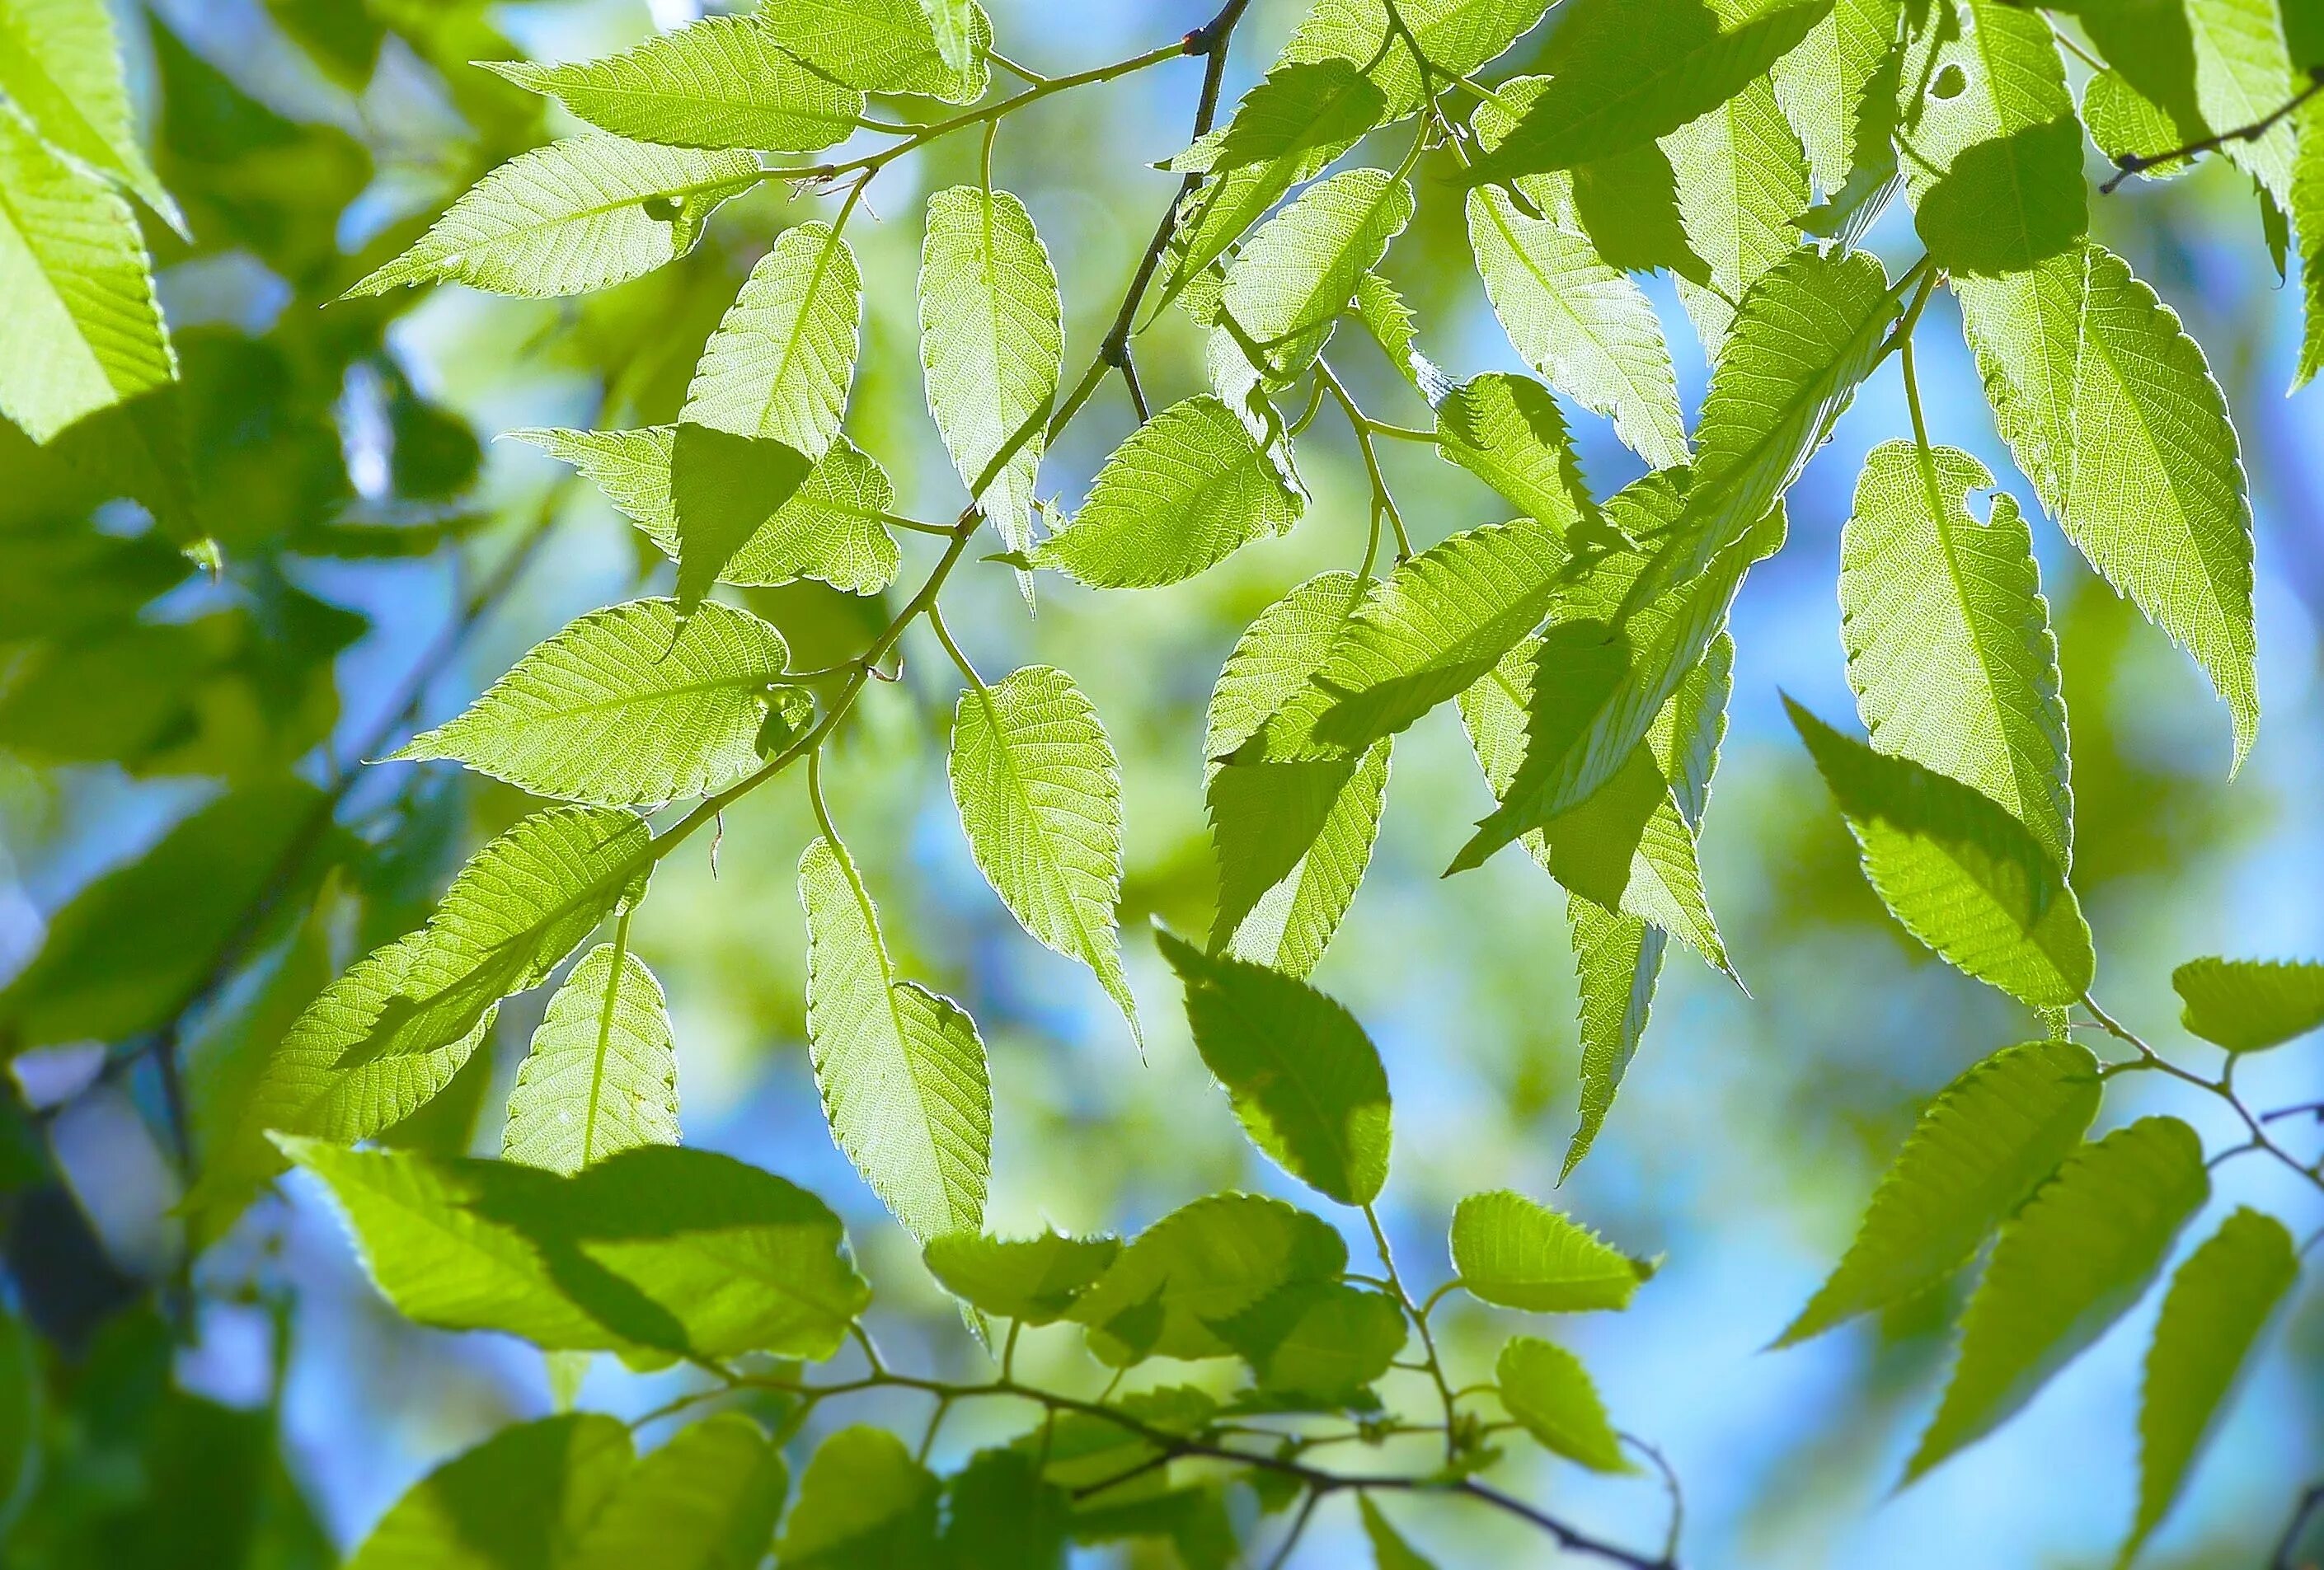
[1840,441,2072,868]
[1156,929,1392,1207]
[918,185,1061,555]
[922,0,979,77]
[1359,1497,1440,1570]
[280,1137,872,1360]
[2294,93,2324,387]
[2171,956,2324,1052]
[1897,1,2086,275]
[668,426,815,613]
[1031,396,1301,588]
[1068,1193,1348,1365]
[949,666,1138,1039]
[1456,628,1730,967]
[1354,271,1453,399]
[1494,1337,1630,1472]
[756,0,990,102]
[1464,186,1688,470]
[1664,74,1810,356]
[777,1427,939,1569]
[1908,1117,2209,1481]
[1204,572,1389,977]
[1231,518,1573,764]
[1280,0,1552,121]
[799,836,992,1242]
[344,136,758,298]
[1450,287,1660,541]
[2126,1207,2298,1562]
[2084,0,2298,204]
[479,15,863,152]
[501,933,679,1176]
[1448,494,1780,877]
[0,101,176,443]
[0,0,181,232]
[1772,0,1902,195]
[568,1414,787,1570]
[1954,241,2257,762]
[1194,60,1390,176]
[680,220,861,457]
[0,778,322,1050]
[345,1413,632,1570]
[2083,70,2196,180]
[1219,166,1414,382]
[1458,0,1833,181]
[1775,1039,2103,1346]
[1450,1190,1652,1312]
[1221,1282,1406,1400]
[509,426,900,595]
[940,1450,1069,1570]
[349,806,652,1067]
[1565,902,1668,1179]
[393,598,798,808]
[1787,700,2094,1006]
[921,1231,1123,1324]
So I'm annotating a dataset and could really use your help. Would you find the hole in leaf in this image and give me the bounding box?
[1932,63,1967,100]
[642,194,683,223]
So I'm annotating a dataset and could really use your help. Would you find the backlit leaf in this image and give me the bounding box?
[1908,1118,2209,1481]
[680,220,861,457]
[393,598,799,808]
[1219,166,1414,383]
[777,1427,939,1569]
[922,1231,1122,1324]
[1451,1190,1652,1311]
[480,14,863,152]
[1068,1193,1347,1365]
[345,136,758,299]
[1788,699,2093,1006]
[1157,929,1392,1207]
[1495,1336,1630,1472]
[800,837,991,1243]
[1776,1038,2103,1346]
[1663,74,1810,356]
[501,933,680,1176]
[345,1413,631,1570]
[0,0,181,230]
[757,0,990,102]
[2171,956,2324,1052]
[568,1414,787,1570]
[949,667,1138,1039]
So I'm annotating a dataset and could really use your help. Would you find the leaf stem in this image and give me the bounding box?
[1361,1202,1461,1458]
[1317,357,1413,561]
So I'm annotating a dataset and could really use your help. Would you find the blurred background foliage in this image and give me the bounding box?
[0,2,2317,1566]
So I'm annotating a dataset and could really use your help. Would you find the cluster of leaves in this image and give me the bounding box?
[2,0,2322,1563]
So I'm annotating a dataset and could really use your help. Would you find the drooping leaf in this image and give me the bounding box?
[345,1413,631,1570]
[1220,1282,1406,1400]
[501,934,679,1176]
[1231,518,1572,763]
[777,1427,939,1569]
[1031,396,1301,588]
[2082,70,2195,181]
[2170,956,2324,1052]
[1565,903,1667,1179]
[1450,1191,1651,1312]
[1353,271,1453,401]
[1204,572,1388,977]
[2126,1207,2298,1562]
[1494,1336,1630,1473]
[1194,60,1390,176]
[1458,0,1833,182]
[1218,166,1414,382]
[922,1231,1123,1324]
[918,185,1061,555]
[1840,441,2072,867]
[0,0,182,230]
[1278,0,1552,121]
[1359,1497,1440,1570]
[1776,1039,2103,1346]
[1772,0,1902,195]
[1432,375,1602,541]
[948,667,1139,1039]
[2294,92,2324,387]
[510,426,899,595]
[1068,1193,1347,1365]
[280,1137,872,1360]
[566,1414,786,1570]
[345,137,758,298]
[799,837,991,1243]
[393,598,799,808]
[480,15,863,152]
[1787,700,2093,1006]
[1896,1,2087,276]
[1907,1117,2209,1481]
[1954,241,2257,762]
[1464,185,1688,470]
[0,101,176,443]
[680,220,861,457]
[756,0,990,102]
[2081,0,2298,204]
[1663,74,1810,356]
[1157,929,1392,1207]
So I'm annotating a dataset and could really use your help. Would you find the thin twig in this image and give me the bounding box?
[2101,68,2324,193]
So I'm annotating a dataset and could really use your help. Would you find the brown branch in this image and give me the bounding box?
[2101,68,2324,194]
